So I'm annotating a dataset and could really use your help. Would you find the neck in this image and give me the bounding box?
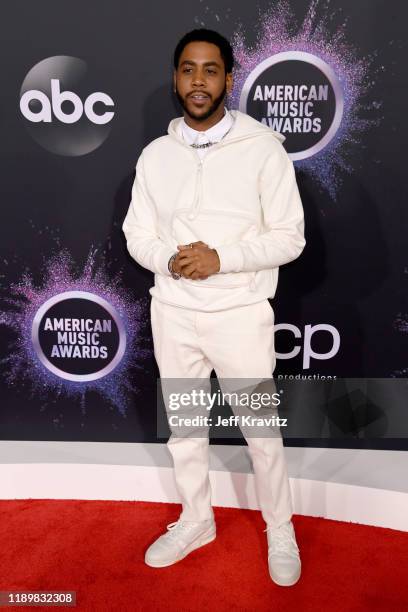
[183,105,226,131]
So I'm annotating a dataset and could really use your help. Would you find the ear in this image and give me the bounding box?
[172,69,177,93]
[226,71,233,96]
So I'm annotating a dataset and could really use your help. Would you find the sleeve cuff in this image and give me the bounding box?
[157,245,177,277]
[214,244,244,274]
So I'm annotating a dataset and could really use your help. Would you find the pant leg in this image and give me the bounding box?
[197,299,293,528]
[150,297,214,521]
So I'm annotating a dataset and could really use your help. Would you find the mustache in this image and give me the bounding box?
[174,84,226,122]
[188,92,211,98]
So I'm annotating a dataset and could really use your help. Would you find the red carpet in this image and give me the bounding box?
[0,500,407,611]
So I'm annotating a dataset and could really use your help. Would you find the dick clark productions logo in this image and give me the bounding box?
[31,291,126,382]
[239,51,344,161]
[19,55,115,156]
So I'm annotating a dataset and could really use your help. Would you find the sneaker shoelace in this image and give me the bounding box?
[264,523,300,559]
[164,521,202,542]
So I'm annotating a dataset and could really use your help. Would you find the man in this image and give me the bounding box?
[122,28,306,586]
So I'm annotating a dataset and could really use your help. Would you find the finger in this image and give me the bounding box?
[177,242,198,249]
[177,241,208,249]
[177,251,198,264]
[188,272,205,280]
[181,263,199,277]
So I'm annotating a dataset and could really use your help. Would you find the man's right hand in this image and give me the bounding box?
[173,241,209,280]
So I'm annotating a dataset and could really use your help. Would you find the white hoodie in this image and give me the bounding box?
[122,109,306,312]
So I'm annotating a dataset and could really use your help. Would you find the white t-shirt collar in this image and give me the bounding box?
[180,106,234,145]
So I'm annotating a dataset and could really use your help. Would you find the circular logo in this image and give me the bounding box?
[31,291,126,382]
[19,56,115,156]
[239,51,344,161]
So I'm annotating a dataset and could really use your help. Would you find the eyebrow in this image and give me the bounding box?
[179,60,222,68]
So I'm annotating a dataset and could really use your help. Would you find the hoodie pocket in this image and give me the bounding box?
[171,208,259,289]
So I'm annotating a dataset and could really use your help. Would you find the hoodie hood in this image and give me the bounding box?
[167,109,286,147]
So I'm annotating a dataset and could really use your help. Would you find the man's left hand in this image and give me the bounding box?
[176,241,220,280]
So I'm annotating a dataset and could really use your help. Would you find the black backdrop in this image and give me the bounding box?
[1,0,407,449]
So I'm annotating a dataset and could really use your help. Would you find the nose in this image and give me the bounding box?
[192,70,205,87]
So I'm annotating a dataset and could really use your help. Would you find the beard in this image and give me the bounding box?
[175,83,227,122]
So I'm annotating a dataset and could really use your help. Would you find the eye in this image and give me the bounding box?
[182,68,192,73]
[207,69,216,74]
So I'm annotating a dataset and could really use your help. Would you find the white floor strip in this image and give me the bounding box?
[1,463,407,532]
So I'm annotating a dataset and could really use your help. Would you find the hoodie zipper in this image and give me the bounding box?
[176,140,259,290]
[185,140,229,221]
[187,159,203,220]
[171,118,265,221]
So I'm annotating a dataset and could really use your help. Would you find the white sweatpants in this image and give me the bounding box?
[150,296,293,528]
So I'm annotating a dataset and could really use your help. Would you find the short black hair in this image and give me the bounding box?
[173,28,234,73]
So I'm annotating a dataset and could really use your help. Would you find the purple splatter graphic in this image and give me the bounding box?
[394,313,408,377]
[395,315,408,334]
[0,248,150,415]
[228,0,383,199]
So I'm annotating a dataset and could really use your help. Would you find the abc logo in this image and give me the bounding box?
[20,79,114,125]
[19,55,115,156]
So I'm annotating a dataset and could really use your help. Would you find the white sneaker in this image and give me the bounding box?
[265,520,301,586]
[145,518,216,568]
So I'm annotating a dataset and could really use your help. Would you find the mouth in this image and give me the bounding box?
[189,93,210,104]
